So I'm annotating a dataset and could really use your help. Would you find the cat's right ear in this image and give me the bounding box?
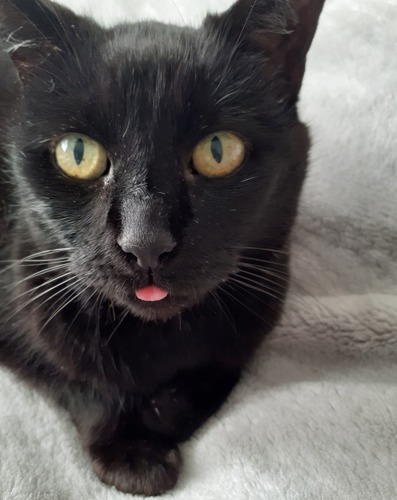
[0,0,85,85]
[205,0,325,101]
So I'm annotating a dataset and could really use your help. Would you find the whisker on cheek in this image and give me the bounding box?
[228,276,286,302]
[4,276,83,326]
[238,256,290,268]
[6,267,71,290]
[217,282,273,326]
[38,285,91,335]
[237,267,290,286]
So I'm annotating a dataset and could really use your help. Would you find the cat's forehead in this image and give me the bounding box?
[103,22,209,78]
[83,22,225,139]
[108,22,197,56]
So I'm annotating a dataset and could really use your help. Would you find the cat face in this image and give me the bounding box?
[1,0,322,321]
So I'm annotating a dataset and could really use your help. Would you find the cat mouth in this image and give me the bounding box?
[130,294,188,322]
[102,273,205,321]
[123,283,192,322]
[135,285,169,302]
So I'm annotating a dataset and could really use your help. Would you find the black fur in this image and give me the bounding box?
[0,0,324,495]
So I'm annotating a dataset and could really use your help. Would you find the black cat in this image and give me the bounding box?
[0,0,324,495]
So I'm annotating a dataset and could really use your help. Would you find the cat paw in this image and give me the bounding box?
[89,439,181,496]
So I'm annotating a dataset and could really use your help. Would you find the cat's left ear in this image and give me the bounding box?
[206,0,325,99]
[0,0,88,85]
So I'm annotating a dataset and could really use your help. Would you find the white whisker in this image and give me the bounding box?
[6,266,70,289]
[105,310,129,346]
[237,267,289,286]
[38,284,90,334]
[171,0,187,26]
[34,279,83,314]
[209,289,236,333]
[64,288,98,336]
[239,256,289,268]
[12,275,79,313]
[234,245,289,255]
[218,283,268,324]
[228,276,285,302]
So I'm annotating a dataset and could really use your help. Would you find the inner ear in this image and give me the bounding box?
[205,0,325,97]
[6,42,53,85]
[0,47,22,102]
[0,0,82,85]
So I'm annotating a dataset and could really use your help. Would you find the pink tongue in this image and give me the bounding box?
[136,286,169,302]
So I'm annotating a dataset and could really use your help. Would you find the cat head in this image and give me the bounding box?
[0,0,324,321]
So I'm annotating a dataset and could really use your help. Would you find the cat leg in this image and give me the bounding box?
[69,397,181,496]
[141,366,241,442]
[72,366,239,495]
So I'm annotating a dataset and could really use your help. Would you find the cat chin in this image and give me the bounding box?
[115,294,194,323]
[129,302,187,323]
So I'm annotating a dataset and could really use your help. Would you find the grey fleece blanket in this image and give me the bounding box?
[1,0,397,498]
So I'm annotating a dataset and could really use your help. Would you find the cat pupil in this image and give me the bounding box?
[211,136,223,164]
[74,138,84,165]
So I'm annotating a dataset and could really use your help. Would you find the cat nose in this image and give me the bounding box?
[117,232,176,270]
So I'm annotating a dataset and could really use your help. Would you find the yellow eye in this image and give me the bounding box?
[191,132,246,178]
[54,134,109,180]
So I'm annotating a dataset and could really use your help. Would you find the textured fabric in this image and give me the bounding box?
[1,0,397,498]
